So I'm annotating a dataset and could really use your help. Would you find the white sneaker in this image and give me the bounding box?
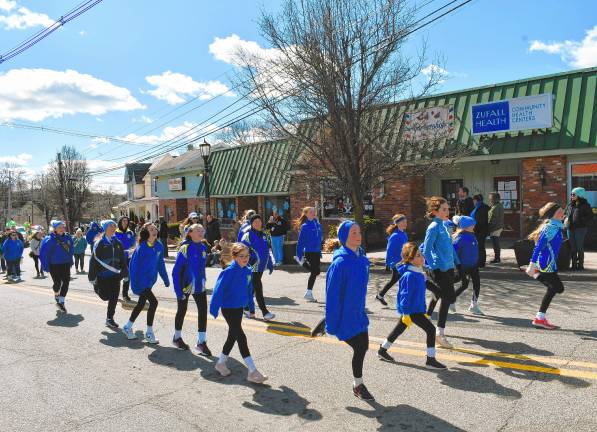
[468,303,485,315]
[247,369,268,384]
[304,290,316,302]
[145,331,159,344]
[293,256,304,266]
[449,303,456,313]
[263,312,276,321]
[435,335,453,349]
[215,361,231,377]
[123,326,136,340]
[244,310,255,319]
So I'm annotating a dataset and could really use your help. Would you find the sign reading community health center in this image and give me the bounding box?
[471,93,553,135]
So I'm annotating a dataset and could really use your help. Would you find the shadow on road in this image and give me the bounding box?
[147,345,208,371]
[98,329,146,350]
[46,311,84,327]
[264,296,299,307]
[438,367,522,399]
[346,403,467,431]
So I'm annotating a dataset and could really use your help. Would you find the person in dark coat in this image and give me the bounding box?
[488,192,505,263]
[565,187,593,270]
[456,187,474,216]
[266,212,288,267]
[205,214,222,246]
[471,194,490,268]
[158,217,169,258]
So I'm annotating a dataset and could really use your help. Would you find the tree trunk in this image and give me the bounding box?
[351,187,365,226]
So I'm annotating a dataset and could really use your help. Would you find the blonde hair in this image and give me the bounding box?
[220,242,249,268]
[181,223,205,245]
[294,207,314,230]
[386,213,406,235]
[527,202,559,242]
[323,237,342,252]
[400,242,419,264]
[425,196,447,219]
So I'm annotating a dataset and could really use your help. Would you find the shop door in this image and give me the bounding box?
[176,198,188,222]
[494,176,521,238]
[441,179,463,216]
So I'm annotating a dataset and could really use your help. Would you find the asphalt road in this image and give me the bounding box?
[1,250,596,432]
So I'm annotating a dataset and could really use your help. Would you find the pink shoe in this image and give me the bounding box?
[532,318,558,330]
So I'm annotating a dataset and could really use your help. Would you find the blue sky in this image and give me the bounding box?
[0,0,595,192]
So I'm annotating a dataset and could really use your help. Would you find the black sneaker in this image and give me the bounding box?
[375,294,388,306]
[54,295,59,304]
[310,318,326,337]
[425,356,447,370]
[123,295,132,303]
[195,341,212,356]
[172,337,189,351]
[490,259,501,264]
[377,347,394,362]
[106,318,119,329]
[353,383,375,401]
[56,302,67,313]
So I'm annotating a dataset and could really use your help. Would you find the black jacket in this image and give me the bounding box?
[205,219,221,245]
[88,236,128,282]
[159,221,169,239]
[565,198,593,229]
[266,217,289,237]
[457,197,474,216]
[473,203,490,235]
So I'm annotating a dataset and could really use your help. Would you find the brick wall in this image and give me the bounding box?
[236,196,259,217]
[521,155,567,234]
[376,176,427,238]
[158,199,177,222]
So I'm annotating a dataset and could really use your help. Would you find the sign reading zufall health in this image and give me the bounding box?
[471,93,553,135]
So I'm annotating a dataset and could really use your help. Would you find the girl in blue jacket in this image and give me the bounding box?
[376,214,408,306]
[40,220,74,313]
[325,220,374,401]
[123,223,170,343]
[236,209,256,241]
[525,202,565,330]
[422,197,459,349]
[86,221,102,254]
[452,216,484,315]
[115,216,136,302]
[2,230,24,283]
[294,206,322,302]
[377,242,447,369]
[171,224,211,355]
[210,242,268,384]
[240,214,275,321]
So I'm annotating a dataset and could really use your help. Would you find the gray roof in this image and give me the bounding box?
[124,163,152,184]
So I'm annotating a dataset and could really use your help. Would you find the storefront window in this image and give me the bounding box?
[571,163,597,207]
[264,196,290,220]
[215,198,237,225]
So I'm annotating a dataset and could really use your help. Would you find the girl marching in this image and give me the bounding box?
[40,220,74,313]
[377,242,447,369]
[29,229,45,279]
[294,207,322,302]
[114,216,136,302]
[73,228,88,274]
[452,216,484,315]
[171,224,211,355]
[2,229,24,283]
[210,242,268,383]
[525,202,566,330]
[376,214,408,305]
[325,220,374,401]
[240,214,275,321]
[123,223,170,343]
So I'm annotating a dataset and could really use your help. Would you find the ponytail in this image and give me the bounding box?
[386,213,406,235]
[294,207,313,231]
[323,238,342,252]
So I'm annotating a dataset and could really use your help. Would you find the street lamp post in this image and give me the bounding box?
[199,139,212,216]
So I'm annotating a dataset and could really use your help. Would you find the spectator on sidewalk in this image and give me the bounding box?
[565,187,593,270]
[488,192,504,264]
[266,212,288,266]
[158,217,169,258]
[456,187,474,216]
[73,228,88,274]
[471,194,490,268]
[205,214,222,246]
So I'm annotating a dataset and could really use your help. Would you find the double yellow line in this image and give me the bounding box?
[8,283,597,381]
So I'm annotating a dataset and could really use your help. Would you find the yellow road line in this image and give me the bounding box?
[7,284,597,380]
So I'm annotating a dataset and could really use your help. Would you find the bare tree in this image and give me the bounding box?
[233,0,470,224]
[0,164,28,226]
[32,174,55,228]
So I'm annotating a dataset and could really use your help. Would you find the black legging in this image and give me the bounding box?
[387,313,435,348]
[121,256,131,297]
[303,252,321,291]
[454,267,481,302]
[129,289,158,326]
[97,277,120,319]
[248,271,269,315]
[537,272,565,313]
[221,307,250,358]
[74,253,85,271]
[345,332,369,379]
[49,263,71,297]
[426,269,455,329]
[175,291,207,332]
[378,268,399,297]
[31,255,40,274]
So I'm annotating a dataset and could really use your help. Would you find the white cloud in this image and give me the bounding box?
[79,30,86,36]
[0,152,32,166]
[133,115,153,124]
[145,71,234,105]
[209,34,281,67]
[529,25,597,68]
[0,68,145,122]
[0,5,54,30]
[118,121,199,145]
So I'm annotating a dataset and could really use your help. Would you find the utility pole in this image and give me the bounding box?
[57,152,69,231]
[7,168,12,223]
[30,178,34,225]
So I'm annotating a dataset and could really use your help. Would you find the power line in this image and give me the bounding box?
[0,0,104,65]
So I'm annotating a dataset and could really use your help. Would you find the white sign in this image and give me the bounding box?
[471,93,553,135]
[403,105,455,142]
[168,177,184,191]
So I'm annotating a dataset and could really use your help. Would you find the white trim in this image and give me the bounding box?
[457,147,597,163]
[567,159,597,201]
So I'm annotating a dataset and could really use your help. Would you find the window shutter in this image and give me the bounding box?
[181,176,186,190]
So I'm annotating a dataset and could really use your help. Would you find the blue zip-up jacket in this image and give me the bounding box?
[40,233,74,272]
[73,237,88,255]
[86,222,102,245]
[114,229,136,258]
[422,217,459,272]
[531,219,564,273]
[325,246,370,341]
[209,260,254,318]
[236,221,251,242]
[385,229,408,268]
[296,219,322,260]
[453,231,479,269]
[172,240,207,299]
[241,228,273,273]
[129,241,170,294]
[396,263,427,315]
[1,238,24,261]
